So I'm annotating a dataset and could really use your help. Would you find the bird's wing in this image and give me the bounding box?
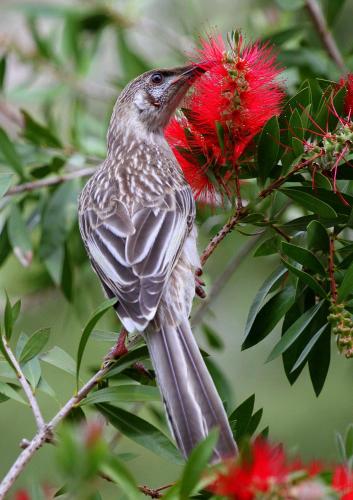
[79,186,194,332]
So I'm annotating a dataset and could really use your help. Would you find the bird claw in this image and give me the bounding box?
[102,328,128,368]
[195,268,206,298]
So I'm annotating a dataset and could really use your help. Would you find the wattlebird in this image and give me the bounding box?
[78,65,237,461]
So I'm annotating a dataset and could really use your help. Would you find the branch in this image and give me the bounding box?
[305,0,347,72]
[0,362,112,498]
[192,233,263,327]
[5,166,97,196]
[1,335,45,430]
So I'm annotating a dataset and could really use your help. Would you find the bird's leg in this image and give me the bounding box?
[105,327,128,362]
[195,267,206,299]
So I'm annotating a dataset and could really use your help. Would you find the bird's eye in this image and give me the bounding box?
[151,72,164,85]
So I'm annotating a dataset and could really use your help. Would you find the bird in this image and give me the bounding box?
[78,64,238,461]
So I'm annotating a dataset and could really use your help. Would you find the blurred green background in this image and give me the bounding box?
[1,0,353,498]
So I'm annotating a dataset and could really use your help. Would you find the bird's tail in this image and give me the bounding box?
[144,315,237,462]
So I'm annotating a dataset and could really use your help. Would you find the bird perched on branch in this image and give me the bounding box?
[78,65,237,461]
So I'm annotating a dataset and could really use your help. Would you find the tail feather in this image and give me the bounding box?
[145,317,237,461]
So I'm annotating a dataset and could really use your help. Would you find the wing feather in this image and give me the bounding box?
[80,186,194,332]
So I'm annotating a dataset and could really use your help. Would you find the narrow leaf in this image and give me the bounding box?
[101,456,140,500]
[97,403,183,464]
[8,205,32,267]
[267,300,325,362]
[81,385,160,406]
[243,266,287,341]
[281,259,327,298]
[290,323,328,372]
[0,381,27,405]
[257,116,280,181]
[20,328,50,364]
[281,188,338,218]
[0,174,12,199]
[76,298,117,385]
[0,128,24,178]
[40,346,76,375]
[337,261,353,302]
[180,431,218,499]
[281,242,325,275]
[105,345,150,379]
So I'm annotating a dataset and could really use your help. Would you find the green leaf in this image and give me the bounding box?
[76,298,117,386]
[254,235,280,257]
[0,55,6,91]
[229,394,254,441]
[275,0,304,10]
[243,266,287,342]
[22,356,42,389]
[105,346,150,379]
[180,431,218,499]
[281,242,325,275]
[0,128,25,178]
[308,323,330,396]
[290,323,328,372]
[8,204,33,267]
[0,174,12,199]
[101,456,140,500]
[201,324,224,350]
[40,346,76,375]
[345,424,353,459]
[325,0,346,26]
[81,385,160,406]
[97,403,183,464]
[204,357,233,411]
[20,328,50,364]
[267,300,325,362]
[4,292,13,340]
[22,110,62,148]
[281,188,338,218]
[0,381,27,405]
[289,109,304,157]
[242,285,295,350]
[307,220,329,252]
[337,261,353,302]
[257,116,280,182]
[281,259,327,298]
[215,121,225,154]
[40,181,79,260]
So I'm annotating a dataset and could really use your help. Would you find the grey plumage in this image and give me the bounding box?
[79,66,237,460]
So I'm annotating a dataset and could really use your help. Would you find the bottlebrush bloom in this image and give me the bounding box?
[332,466,353,499]
[165,33,284,201]
[207,439,287,499]
[14,490,31,500]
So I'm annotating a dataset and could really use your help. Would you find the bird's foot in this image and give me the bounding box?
[102,327,128,368]
[195,267,206,298]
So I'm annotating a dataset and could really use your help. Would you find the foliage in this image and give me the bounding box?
[0,0,353,498]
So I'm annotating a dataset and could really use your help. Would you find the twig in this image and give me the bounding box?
[329,234,337,302]
[1,335,45,431]
[192,233,263,327]
[5,166,97,196]
[305,0,347,73]
[0,362,112,499]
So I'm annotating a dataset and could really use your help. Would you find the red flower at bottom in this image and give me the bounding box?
[332,466,353,499]
[14,490,31,500]
[208,440,287,499]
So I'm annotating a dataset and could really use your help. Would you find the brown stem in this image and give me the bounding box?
[5,166,97,196]
[329,234,337,303]
[305,0,347,72]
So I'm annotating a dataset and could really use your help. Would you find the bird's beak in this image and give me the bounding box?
[170,65,206,86]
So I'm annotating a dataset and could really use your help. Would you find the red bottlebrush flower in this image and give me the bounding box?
[166,32,284,201]
[332,466,353,499]
[207,440,287,499]
[14,490,31,500]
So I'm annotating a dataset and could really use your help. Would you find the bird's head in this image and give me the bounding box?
[109,65,204,137]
